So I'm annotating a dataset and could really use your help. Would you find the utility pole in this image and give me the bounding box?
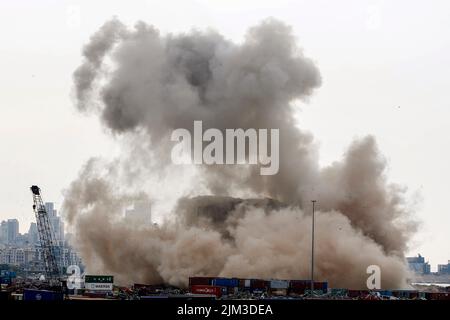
[311,200,316,297]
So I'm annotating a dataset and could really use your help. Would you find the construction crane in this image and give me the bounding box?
[30,185,61,283]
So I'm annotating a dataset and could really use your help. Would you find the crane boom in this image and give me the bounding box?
[31,185,60,281]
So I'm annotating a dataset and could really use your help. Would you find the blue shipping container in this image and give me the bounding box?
[0,276,12,285]
[212,278,239,287]
[23,289,64,301]
[0,271,17,278]
[378,290,393,297]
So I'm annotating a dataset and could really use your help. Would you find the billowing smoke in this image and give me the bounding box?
[64,18,416,289]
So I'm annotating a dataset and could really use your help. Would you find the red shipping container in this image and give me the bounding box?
[190,285,222,297]
[429,292,450,300]
[290,280,309,289]
[189,277,214,287]
[250,279,268,289]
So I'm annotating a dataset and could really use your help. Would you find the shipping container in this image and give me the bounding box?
[392,290,418,299]
[288,280,327,292]
[271,289,288,296]
[189,277,214,287]
[0,276,12,285]
[23,289,64,301]
[426,292,450,300]
[314,282,328,291]
[0,270,16,278]
[250,279,269,289]
[212,277,239,288]
[289,280,309,289]
[190,285,223,298]
[270,280,289,289]
[377,290,393,297]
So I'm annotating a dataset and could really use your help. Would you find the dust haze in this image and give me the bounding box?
[64,18,416,289]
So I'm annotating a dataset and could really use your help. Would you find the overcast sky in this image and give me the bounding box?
[0,0,449,269]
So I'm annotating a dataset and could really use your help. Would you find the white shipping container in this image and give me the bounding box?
[270,280,289,289]
[85,283,113,291]
[244,280,251,287]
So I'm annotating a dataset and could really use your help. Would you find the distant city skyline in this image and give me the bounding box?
[0,202,65,246]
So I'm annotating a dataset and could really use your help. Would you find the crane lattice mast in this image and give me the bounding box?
[30,185,60,281]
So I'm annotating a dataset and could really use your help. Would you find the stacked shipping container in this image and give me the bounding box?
[188,277,329,297]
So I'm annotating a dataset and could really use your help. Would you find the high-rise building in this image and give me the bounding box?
[45,202,65,244]
[28,222,39,245]
[45,202,56,218]
[0,220,7,243]
[7,219,19,244]
[437,261,450,275]
[406,254,431,274]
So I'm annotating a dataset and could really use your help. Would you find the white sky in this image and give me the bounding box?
[0,0,449,270]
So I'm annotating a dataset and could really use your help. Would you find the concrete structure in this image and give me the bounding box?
[0,219,19,244]
[437,261,450,275]
[407,254,431,275]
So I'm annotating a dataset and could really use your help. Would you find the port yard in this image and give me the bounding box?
[2,276,450,301]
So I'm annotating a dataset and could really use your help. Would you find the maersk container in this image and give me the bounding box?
[212,278,239,287]
[23,289,64,301]
[190,285,223,298]
[270,280,289,289]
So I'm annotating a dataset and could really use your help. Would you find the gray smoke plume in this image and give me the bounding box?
[65,18,416,289]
